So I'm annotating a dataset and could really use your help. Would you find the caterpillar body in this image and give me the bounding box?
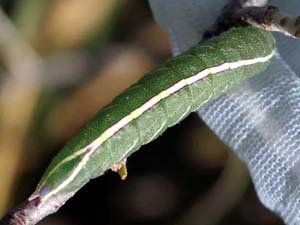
[33,26,275,203]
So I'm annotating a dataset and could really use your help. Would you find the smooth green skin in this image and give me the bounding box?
[34,26,275,199]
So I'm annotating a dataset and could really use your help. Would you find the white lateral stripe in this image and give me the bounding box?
[229,61,242,69]
[42,51,274,201]
[209,63,230,74]
[186,68,210,84]
[36,148,88,191]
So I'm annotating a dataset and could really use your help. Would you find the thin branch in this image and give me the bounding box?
[204,1,300,39]
[238,5,300,38]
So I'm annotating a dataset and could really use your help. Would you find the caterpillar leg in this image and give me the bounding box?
[111,159,128,180]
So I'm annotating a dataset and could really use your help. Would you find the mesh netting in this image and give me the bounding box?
[149,0,300,224]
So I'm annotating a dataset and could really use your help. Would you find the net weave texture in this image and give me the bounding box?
[149,1,300,224]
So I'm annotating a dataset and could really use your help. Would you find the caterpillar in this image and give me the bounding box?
[30,26,275,215]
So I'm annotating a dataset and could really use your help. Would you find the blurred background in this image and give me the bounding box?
[0,0,284,225]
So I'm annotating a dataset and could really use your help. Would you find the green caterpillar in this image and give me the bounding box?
[31,26,275,205]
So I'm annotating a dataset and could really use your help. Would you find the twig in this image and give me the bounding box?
[203,0,268,38]
[238,5,300,38]
[204,0,300,39]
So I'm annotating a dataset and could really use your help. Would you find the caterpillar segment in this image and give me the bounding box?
[31,26,275,204]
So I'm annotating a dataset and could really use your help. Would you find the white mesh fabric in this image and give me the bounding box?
[149,1,300,224]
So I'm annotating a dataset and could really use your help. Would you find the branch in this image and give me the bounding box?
[238,5,300,38]
[204,1,300,39]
